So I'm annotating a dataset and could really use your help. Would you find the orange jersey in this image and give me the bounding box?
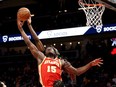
[39,57,62,87]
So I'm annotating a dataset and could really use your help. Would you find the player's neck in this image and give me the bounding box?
[46,53,56,59]
[46,55,55,59]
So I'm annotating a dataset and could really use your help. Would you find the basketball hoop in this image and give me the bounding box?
[78,0,105,27]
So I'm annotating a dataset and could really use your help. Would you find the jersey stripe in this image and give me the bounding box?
[39,57,46,87]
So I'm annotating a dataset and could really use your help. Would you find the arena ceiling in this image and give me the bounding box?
[0,0,116,35]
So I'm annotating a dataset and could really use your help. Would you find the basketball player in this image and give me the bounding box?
[17,17,103,87]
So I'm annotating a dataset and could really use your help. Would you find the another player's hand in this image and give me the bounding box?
[17,19,24,29]
[90,58,103,67]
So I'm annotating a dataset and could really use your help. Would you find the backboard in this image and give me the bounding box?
[94,0,116,11]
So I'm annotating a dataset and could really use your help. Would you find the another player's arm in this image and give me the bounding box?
[17,20,45,64]
[62,58,103,76]
[68,73,77,85]
[27,17,45,52]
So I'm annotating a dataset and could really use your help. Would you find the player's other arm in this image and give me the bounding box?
[17,20,45,64]
[27,17,45,52]
[62,58,103,76]
[76,58,103,75]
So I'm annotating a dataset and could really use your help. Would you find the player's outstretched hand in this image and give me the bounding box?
[90,58,103,67]
[17,19,24,29]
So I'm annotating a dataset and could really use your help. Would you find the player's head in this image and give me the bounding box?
[45,46,60,58]
[53,80,65,87]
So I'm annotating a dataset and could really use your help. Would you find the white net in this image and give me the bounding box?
[78,0,105,27]
[108,0,116,3]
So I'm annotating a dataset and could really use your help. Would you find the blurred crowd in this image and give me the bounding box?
[0,39,116,87]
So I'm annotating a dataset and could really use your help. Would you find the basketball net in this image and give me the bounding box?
[78,0,105,27]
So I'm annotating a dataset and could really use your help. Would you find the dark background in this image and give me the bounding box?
[0,0,116,35]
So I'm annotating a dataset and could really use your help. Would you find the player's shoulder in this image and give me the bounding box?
[60,58,69,63]
[38,56,47,65]
[60,59,71,69]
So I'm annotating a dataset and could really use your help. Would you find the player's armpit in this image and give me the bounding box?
[28,44,45,64]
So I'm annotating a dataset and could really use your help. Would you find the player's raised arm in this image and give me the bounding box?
[17,19,45,64]
[62,58,103,76]
[27,17,45,52]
